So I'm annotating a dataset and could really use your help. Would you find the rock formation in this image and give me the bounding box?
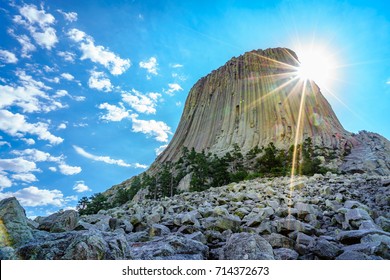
[156,48,350,164]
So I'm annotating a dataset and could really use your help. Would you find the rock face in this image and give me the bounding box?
[37,210,79,233]
[341,131,390,175]
[0,197,33,247]
[2,174,389,260]
[156,48,350,163]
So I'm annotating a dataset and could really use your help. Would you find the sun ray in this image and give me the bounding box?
[288,79,308,216]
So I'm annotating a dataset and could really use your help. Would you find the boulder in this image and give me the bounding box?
[263,233,295,249]
[37,210,79,233]
[0,197,33,247]
[149,224,170,237]
[336,251,371,260]
[130,235,209,260]
[17,230,130,260]
[274,248,299,260]
[220,233,274,260]
[312,238,342,259]
[337,229,390,245]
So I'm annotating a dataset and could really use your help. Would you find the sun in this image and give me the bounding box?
[295,46,338,89]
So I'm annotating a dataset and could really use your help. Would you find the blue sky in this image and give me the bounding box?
[0,0,389,218]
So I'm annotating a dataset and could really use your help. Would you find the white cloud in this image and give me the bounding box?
[98,102,129,122]
[0,136,11,147]
[155,144,168,156]
[172,73,188,81]
[134,163,148,169]
[0,186,64,207]
[31,28,58,50]
[57,51,75,62]
[49,167,57,172]
[88,70,112,92]
[43,65,55,72]
[387,79,390,85]
[61,73,74,81]
[0,70,65,113]
[139,57,158,75]
[164,83,183,96]
[176,101,182,106]
[45,76,60,84]
[21,138,35,145]
[58,123,67,130]
[58,164,82,175]
[0,50,18,63]
[11,148,62,163]
[73,96,86,102]
[73,181,91,193]
[14,4,58,50]
[0,109,63,145]
[73,145,146,168]
[19,4,55,27]
[130,114,171,142]
[0,157,37,174]
[68,28,130,75]
[170,63,183,68]
[11,173,37,183]
[67,28,86,42]
[55,89,69,97]
[121,89,160,114]
[0,174,12,191]
[57,10,78,22]
[8,30,36,58]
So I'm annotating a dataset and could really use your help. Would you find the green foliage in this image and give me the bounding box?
[118,139,332,202]
[77,193,110,215]
[246,146,262,160]
[299,137,329,175]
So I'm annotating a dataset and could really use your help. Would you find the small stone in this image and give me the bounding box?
[312,238,341,259]
[263,233,295,249]
[267,200,280,210]
[296,232,315,247]
[147,213,161,225]
[336,251,370,260]
[274,248,299,260]
[220,233,274,260]
[345,208,372,225]
[375,216,390,232]
[187,232,207,244]
[335,193,343,203]
[149,224,170,237]
[295,202,318,216]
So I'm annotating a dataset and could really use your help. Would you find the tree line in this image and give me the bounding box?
[77,138,333,214]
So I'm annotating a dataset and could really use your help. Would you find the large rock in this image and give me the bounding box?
[0,197,33,247]
[312,238,342,259]
[220,233,274,260]
[155,48,350,164]
[17,230,130,260]
[37,210,79,233]
[340,131,390,176]
[130,235,209,260]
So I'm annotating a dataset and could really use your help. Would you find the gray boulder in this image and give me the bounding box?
[220,233,274,260]
[17,230,130,260]
[130,234,208,260]
[312,238,342,259]
[274,248,299,260]
[0,197,33,247]
[37,210,79,233]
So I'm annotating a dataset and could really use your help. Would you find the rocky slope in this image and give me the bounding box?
[1,173,389,260]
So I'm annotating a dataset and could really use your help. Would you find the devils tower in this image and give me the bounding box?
[156,47,350,164]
